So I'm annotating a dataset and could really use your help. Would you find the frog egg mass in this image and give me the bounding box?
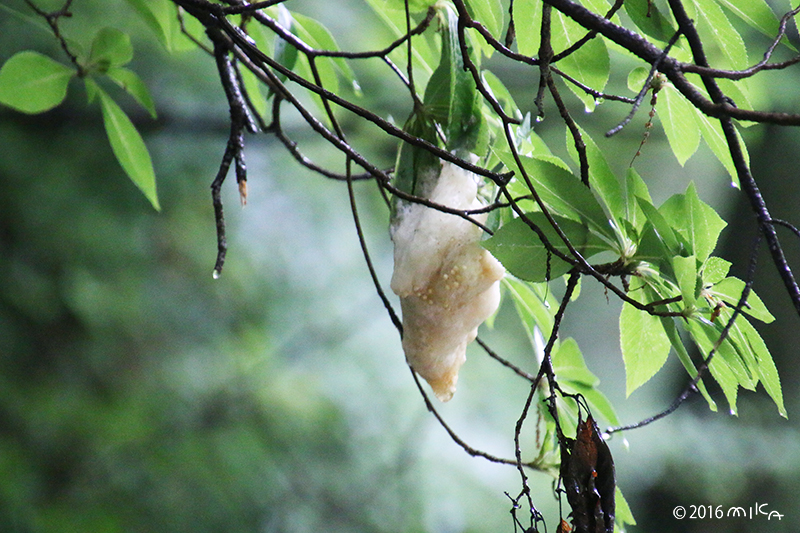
[390,161,505,401]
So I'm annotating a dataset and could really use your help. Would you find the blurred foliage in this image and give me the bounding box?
[0,111,369,531]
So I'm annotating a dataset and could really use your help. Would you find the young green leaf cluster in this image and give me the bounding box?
[0,6,160,210]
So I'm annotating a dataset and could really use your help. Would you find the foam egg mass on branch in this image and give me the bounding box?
[389,2,502,401]
[390,161,504,401]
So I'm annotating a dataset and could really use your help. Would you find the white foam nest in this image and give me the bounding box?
[391,161,505,401]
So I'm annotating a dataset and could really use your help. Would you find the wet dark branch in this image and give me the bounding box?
[535,3,554,118]
[771,218,800,240]
[265,96,376,181]
[382,181,495,235]
[456,3,539,68]
[450,0,684,319]
[227,22,501,239]
[681,6,800,81]
[666,0,800,317]
[542,0,800,126]
[724,121,800,316]
[546,73,589,185]
[219,0,285,15]
[229,0,435,61]
[180,4,511,184]
[209,36,254,276]
[344,160,404,333]
[551,0,624,62]
[411,371,523,467]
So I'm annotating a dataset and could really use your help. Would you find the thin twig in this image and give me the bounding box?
[551,0,624,62]
[476,337,537,382]
[24,0,84,75]
[606,28,682,137]
[551,66,635,104]
[542,0,800,126]
[513,271,581,522]
[681,6,800,81]
[771,218,800,240]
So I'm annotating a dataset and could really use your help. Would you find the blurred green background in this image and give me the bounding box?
[1,1,799,531]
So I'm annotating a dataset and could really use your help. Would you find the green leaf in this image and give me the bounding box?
[553,338,599,387]
[625,0,677,42]
[465,0,504,45]
[701,256,731,285]
[392,112,440,201]
[694,112,735,184]
[237,66,267,120]
[503,277,555,346]
[625,167,651,233]
[91,80,160,210]
[88,28,133,73]
[484,213,610,282]
[504,128,560,164]
[562,380,621,428]
[658,182,727,263]
[620,278,671,395]
[291,12,358,91]
[660,85,701,165]
[636,196,681,256]
[660,316,717,411]
[694,0,748,70]
[363,0,436,75]
[552,10,610,112]
[123,0,171,48]
[123,0,200,52]
[672,255,698,309]
[422,4,483,154]
[482,70,520,120]
[501,154,614,240]
[732,318,786,417]
[512,0,542,56]
[280,10,349,118]
[615,487,637,530]
[685,182,727,262]
[708,354,740,415]
[0,51,74,114]
[626,66,649,92]
[717,78,754,118]
[273,6,299,82]
[710,277,774,323]
[568,126,626,227]
[368,0,436,13]
[105,67,157,118]
[716,0,780,41]
[689,318,756,391]
[686,321,741,415]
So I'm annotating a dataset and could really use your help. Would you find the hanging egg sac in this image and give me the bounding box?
[559,415,616,533]
[390,161,505,402]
